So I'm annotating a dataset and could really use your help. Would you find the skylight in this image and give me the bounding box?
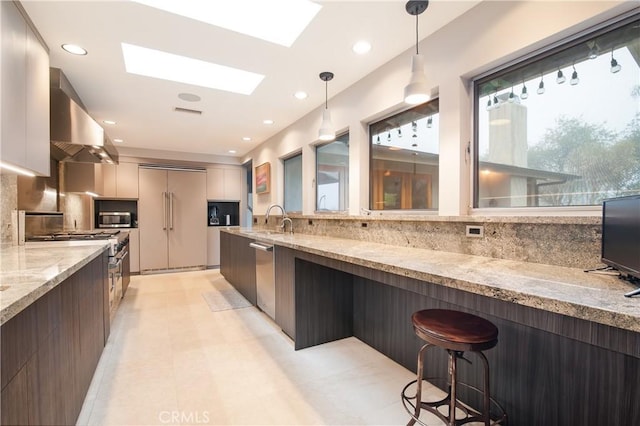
[132,0,322,47]
[121,43,264,95]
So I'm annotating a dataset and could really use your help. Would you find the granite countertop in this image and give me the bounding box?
[0,241,110,325]
[229,228,639,333]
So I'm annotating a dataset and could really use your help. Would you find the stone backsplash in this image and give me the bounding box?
[0,161,91,245]
[260,214,602,269]
[0,174,18,244]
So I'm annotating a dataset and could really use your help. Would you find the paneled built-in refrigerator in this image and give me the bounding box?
[139,166,206,272]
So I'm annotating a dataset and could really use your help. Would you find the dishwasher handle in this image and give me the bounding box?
[250,242,273,252]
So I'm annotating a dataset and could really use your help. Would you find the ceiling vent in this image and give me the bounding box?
[174,107,202,115]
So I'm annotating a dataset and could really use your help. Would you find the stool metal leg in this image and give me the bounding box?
[477,350,491,426]
[407,343,432,426]
[448,350,457,426]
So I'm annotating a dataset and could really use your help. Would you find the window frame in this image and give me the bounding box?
[282,151,302,214]
[472,11,640,210]
[315,132,350,213]
[368,98,440,212]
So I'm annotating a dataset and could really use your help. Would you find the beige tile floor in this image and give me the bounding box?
[76,269,453,426]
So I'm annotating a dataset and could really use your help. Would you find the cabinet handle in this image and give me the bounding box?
[169,192,174,230]
[162,192,167,230]
[250,242,273,252]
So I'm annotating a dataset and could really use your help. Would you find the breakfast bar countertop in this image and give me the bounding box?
[229,228,640,333]
[0,241,110,325]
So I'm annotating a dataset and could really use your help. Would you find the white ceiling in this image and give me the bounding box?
[22,0,479,159]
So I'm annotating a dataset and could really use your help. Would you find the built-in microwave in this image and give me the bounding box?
[98,212,132,228]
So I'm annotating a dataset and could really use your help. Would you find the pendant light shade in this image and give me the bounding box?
[570,65,579,86]
[318,71,335,142]
[404,54,429,104]
[318,109,335,141]
[403,1,429,105]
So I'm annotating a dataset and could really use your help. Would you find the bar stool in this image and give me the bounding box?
[401,309,507,426]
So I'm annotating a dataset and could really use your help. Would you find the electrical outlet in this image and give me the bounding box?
[465,225,484,238]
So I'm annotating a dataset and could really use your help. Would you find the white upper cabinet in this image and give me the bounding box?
[206,166,242,200]
[103,162,139,199]
[0,1,49,176]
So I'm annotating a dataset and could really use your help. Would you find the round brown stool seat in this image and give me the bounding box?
[401,309,507,426]
[412,309,498,352]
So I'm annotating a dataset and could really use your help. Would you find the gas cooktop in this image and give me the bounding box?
[27,230,122,242]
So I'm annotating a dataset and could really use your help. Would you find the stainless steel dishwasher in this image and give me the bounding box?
[250,241,275,320]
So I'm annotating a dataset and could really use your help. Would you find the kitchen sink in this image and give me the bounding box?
[242,230,282,235]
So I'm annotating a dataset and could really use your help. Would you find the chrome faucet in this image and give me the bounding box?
[280,217,293,234]
[265,204,286,224]
[265,204,293,233]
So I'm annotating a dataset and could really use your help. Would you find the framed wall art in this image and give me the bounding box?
[255,162,271,194]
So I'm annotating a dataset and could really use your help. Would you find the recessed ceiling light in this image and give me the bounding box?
[228,150,237,154]
[263,119,274,125]
[122,43,264,95]
[178,93,201,102]
[103,120,116,125]
[294,91,308,100]
[61,44,87,55]
[242,137,252,141]
[133,0,321,47]
[352,40,371,55]
[113,138,124,143]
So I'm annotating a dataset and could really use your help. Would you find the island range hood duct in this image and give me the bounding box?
[49,67,119,164]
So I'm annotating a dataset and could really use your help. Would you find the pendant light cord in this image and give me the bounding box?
[325,80,328,109]
[415,13,419,54]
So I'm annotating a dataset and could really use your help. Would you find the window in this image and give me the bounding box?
[283,153,302,212]
[316,133,349,212]
[474,16,640,208]
[369,99,439,211]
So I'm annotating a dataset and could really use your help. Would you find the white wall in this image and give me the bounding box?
[244,1,637,217]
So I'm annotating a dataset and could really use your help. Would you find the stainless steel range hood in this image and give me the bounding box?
[50,68,119,164]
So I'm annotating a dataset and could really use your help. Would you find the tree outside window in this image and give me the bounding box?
[474,16,640,208]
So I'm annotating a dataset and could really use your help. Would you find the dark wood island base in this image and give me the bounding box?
[277,246,639,426]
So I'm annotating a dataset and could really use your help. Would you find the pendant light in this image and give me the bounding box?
[318,71,335,141]
[570,65,579,86]
[520,81,529,99]
[556,68,566,84]
[610,49,621,73]
[537,73,545,95]
[403,1,430,105]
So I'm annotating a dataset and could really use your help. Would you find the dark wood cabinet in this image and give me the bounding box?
[274,246,295,339]
[220,231,256,305]
[0,251,108,425]
[0,367,29,426]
